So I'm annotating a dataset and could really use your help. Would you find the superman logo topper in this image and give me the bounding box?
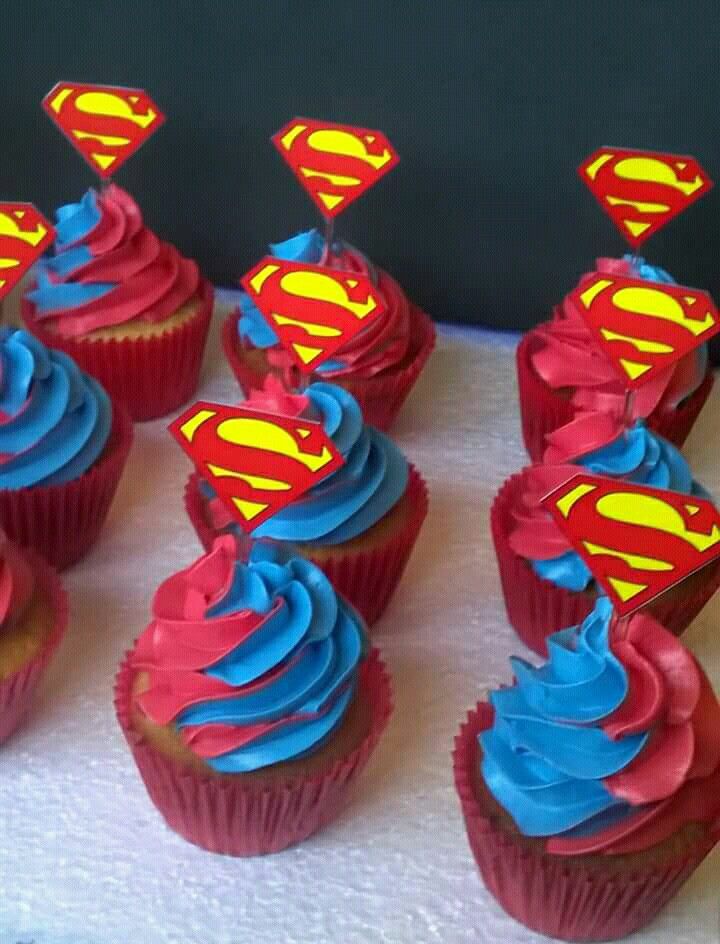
[272,118,399,218]
[542,472,720,616]
[42,82,165,178]
[170,401,344,532]
[578,147,713,248]
[0,204,55,303]
[570,273,720,388]
[241,257,387,372]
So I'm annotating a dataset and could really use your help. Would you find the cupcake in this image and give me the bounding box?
[0,328,132,569]
[223,229,435,429]
[517,256,713,461]
[115,535,392,856]
[0,532,68,744]
[454,597,720,941]
[184,377,428,627]
[491,411,720,653]
[21,185,213,421]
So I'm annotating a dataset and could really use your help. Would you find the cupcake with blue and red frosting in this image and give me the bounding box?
[115,535,392,856]
[184,377,428,627]
[516,256,713,461]
[454,597,720,941]
[222,229,435,429]
[0,328,132,569]
[491,410,720,653]
[21,185,213,421]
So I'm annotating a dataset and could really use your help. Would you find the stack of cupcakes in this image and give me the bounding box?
[114,118,431,856]
[458,146,720,941]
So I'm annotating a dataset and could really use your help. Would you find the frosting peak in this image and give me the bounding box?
[134,536,366,772]
[531,255,708,417]
[204,380,409,546]
[480,597,720,855]
[27,185,200,338]
[237,229,412,378]
[510,418,708,591]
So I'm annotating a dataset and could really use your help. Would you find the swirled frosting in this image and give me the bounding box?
[480,596,720,855]
[509,414,709,591]
[202,377,409,546]
[531,255,708,417]
[26,185,200,338]
[0,531,34,632]
[0,328,111,488]
[133,535,366,772]
[236,229,413,378]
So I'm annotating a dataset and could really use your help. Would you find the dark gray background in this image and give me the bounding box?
[3,0,720,332]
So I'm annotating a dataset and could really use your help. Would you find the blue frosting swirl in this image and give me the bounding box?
[623,254,675,285]
[28,190,116,313]
[0,328,112,488]
[201,382,409,545]
[179,549,366,773]
[532,421,710,591]
[480,597,642,838]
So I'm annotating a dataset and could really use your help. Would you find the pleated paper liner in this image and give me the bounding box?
[0,402,132,571]
[0,551,69,744]
[516,330,714,463]
[115,648,393,856]
[222,305,436,431]
[453,702,720,942]
[491,469,720,655]
[184,464,428,628]
[22,279,214,422]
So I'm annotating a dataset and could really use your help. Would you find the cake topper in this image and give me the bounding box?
[541,471,720,616]
[272,118,399,220]
[0,204,55,303]
[169,400,344,532]
[569,273,720,389]
[240,256,387,373]
[42,82,165,179]
[578,147,713,249]
[272,117,399,257]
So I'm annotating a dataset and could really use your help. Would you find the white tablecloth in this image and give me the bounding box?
[2,291,720,944]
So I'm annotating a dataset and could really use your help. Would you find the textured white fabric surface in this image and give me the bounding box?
[1,293,720,944]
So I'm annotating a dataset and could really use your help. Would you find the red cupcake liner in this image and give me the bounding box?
[115,647,393,856]
[222,305,436,431]
[22,279,214,422]
[516,330,714,462]
[185,464,428,628]
[453,702,720,941]
[0,403,133,570]
[0,551,69,744]
[491,469,720,655]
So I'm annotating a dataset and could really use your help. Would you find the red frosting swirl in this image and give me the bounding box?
[531,257,706,418]
[507,464,578,562]
[133,536,282,758]
[548,613,720,855]
[36,185,200,338]
[0,532,34,629]
[266,242,413,379]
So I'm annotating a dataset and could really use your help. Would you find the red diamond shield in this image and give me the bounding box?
[272,117,399,218]
[0,204,55,303]
[170,401,345,533]
[578,147,713,248]
[241,256,387,372]
[42,82,165,178]
[570,273,720,388]
[542,472,720,616]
